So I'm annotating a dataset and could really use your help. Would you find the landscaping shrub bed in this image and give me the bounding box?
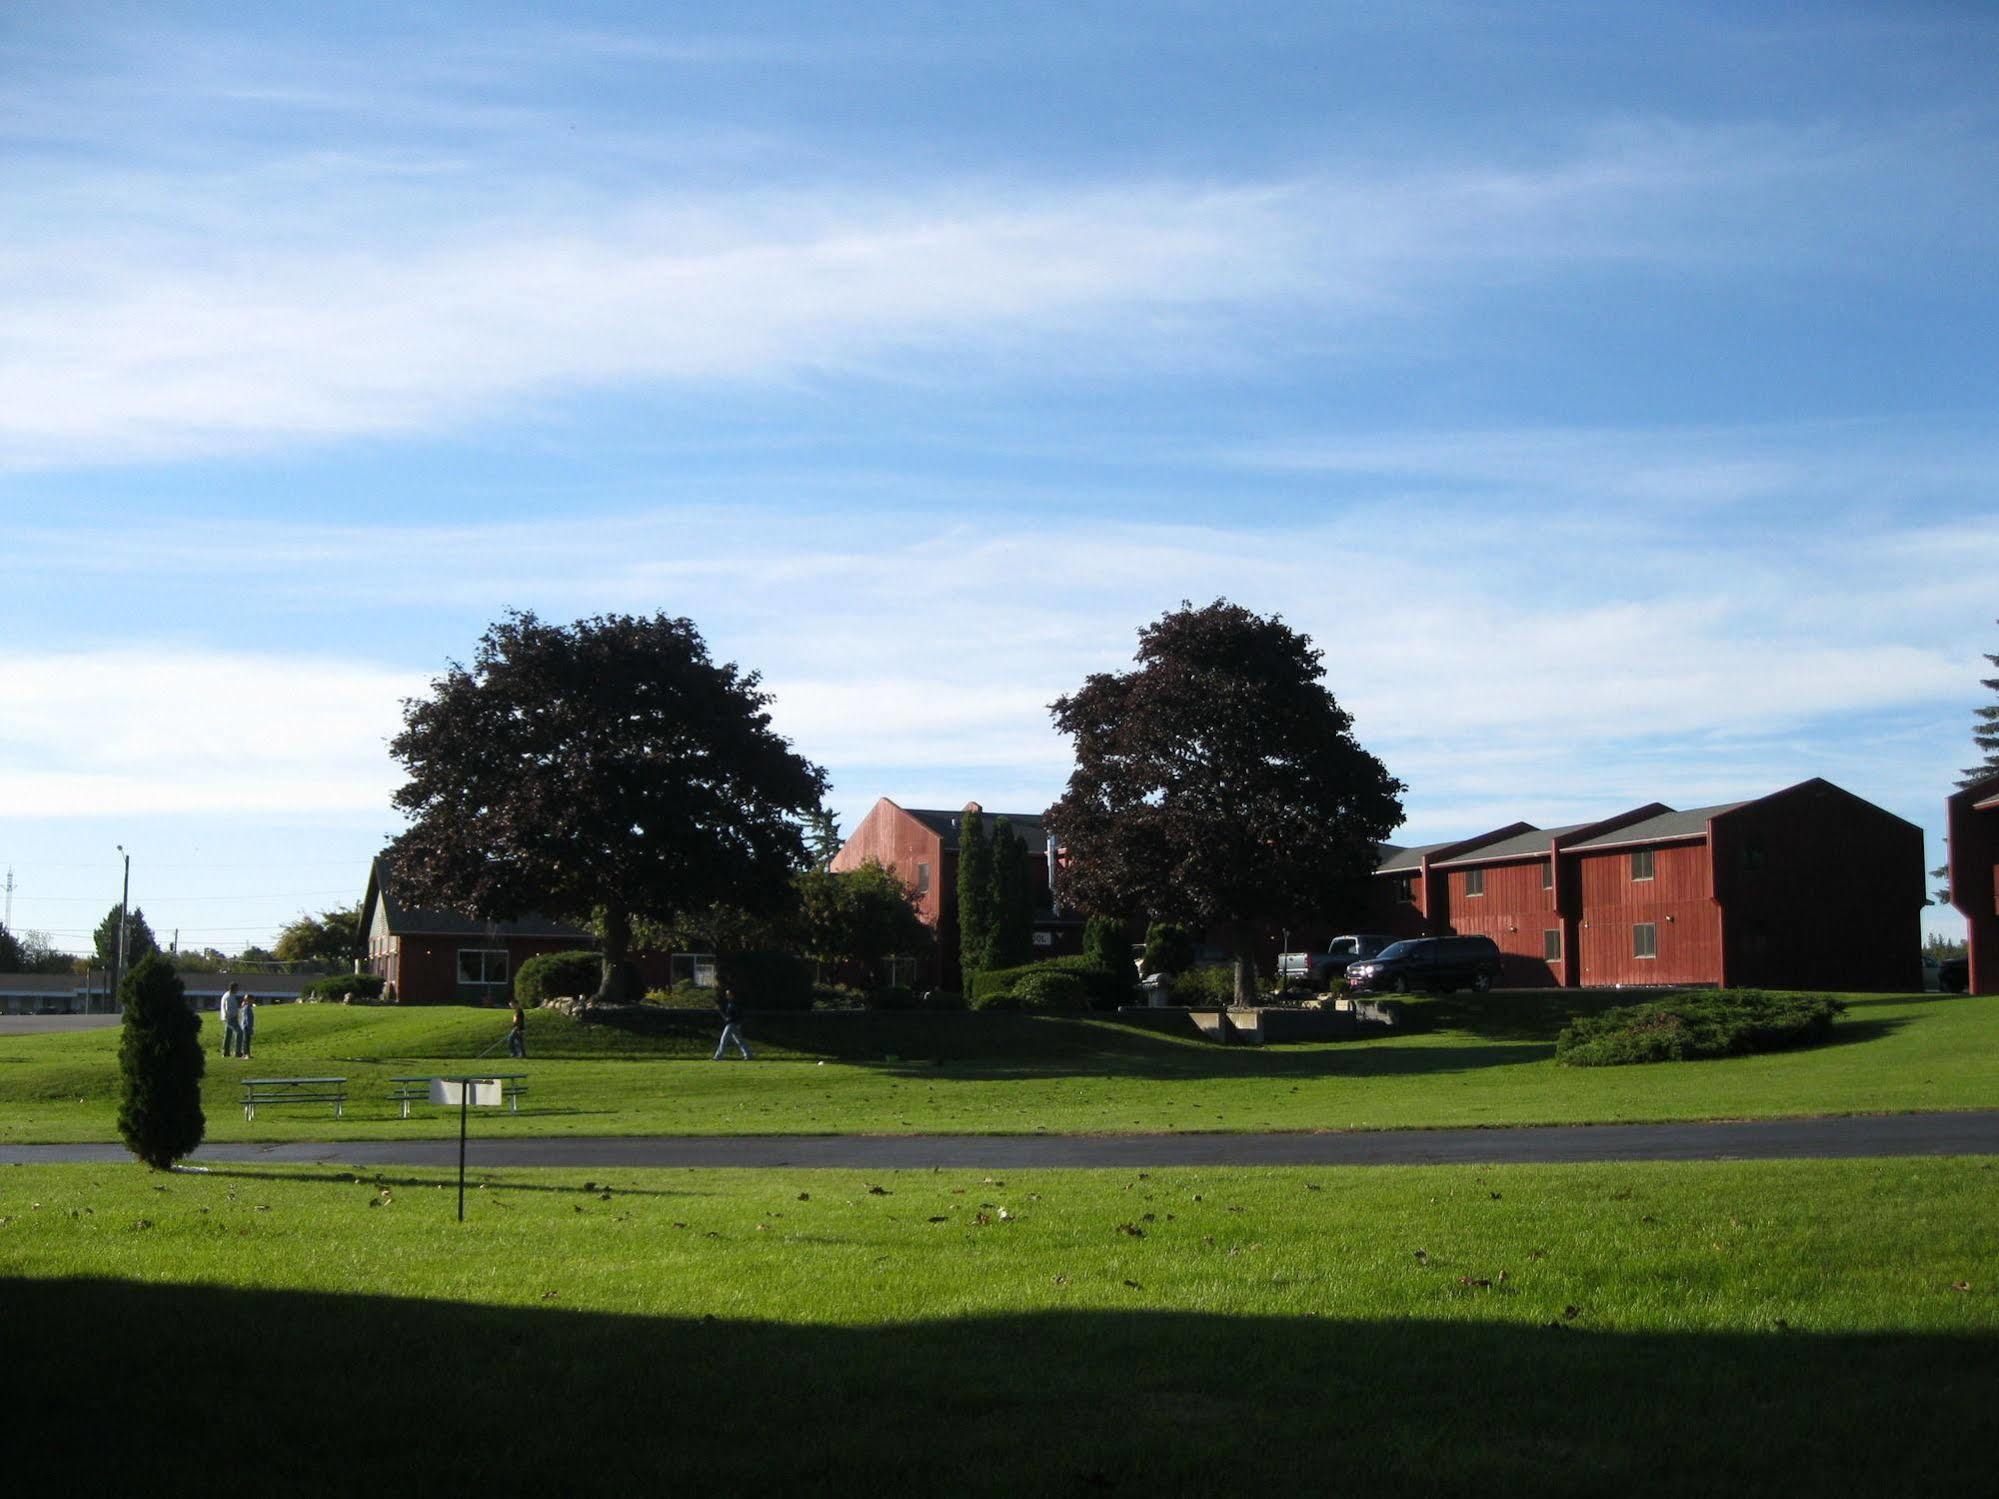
[969,956,1133,1011]
[514,950,602,1007]
[1556,989,1845,1067]
[298,972,386,1002]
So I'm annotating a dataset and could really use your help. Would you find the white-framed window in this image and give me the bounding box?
[1632,849,1656,882]
[915,862,930,895]
[1465,868,1485,897]
[1541,861,1554,890]
[1543,929,1562,962]
[1633,924,1657,960]
[458,948,509,990]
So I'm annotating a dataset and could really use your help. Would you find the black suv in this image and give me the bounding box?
[1939,956,1969,994]
[1345,935,1503,995]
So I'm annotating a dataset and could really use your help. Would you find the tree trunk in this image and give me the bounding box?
[596,907,633,1006]
[1231,922,1257,1007]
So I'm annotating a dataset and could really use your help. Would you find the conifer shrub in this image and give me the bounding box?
[1556,989,1845,1067]
[514,950,602,1007]
[116,954,205,1170]
[1083,915,1131,974]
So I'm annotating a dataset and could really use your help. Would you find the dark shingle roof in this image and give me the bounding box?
[1375,840,1457,874]
[1566,803,1748,850]
[903,808,1051,852]
[1433,823,1594,866]
[365,860,593,942]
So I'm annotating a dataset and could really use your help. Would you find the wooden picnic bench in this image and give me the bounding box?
[241,1076,347,1121]
[388,1074,529,1119]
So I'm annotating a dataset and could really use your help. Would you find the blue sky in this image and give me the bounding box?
[2,1,1994,955]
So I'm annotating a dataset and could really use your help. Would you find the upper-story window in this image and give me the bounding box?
[915,862,930,895]
[1465,868,1485,897]
[1395,875,1416,904]
[1541,861,1554,890]
[1631,848,1656,882]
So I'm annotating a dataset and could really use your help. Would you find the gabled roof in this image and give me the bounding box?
[1375,840,1457,874]
[901,807,1051,851]
[1432,822,1595,867]
[361,859,593,943]
[1566,802,1748,850]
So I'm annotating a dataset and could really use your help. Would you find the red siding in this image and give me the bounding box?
[1445,859,1562,985]
[831,799,946,926]
[1714,782,1924,993]
[373,933,587,1004]
[1576,840,1720,987]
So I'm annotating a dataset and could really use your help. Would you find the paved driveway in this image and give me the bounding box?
[6,1110,1997,1169]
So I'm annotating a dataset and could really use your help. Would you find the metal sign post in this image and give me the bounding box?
[429,1076,505,1221]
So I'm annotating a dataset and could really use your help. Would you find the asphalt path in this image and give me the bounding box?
[6,1110,1998,1169]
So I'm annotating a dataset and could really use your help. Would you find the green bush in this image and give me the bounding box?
[717,950,815,1011]
[1167,964,1243,1006]
[116,954,205,1170]
[299,972,387,1002]
[644,983,721,1010]
[514,950,602,1008]
[1141,921,1196,977]
[969,955,1133,1012]
[1012,970,1090,1011]
[920,988,967,1012]
[1083,915,1131,975]
[869,984,918,1011]
[1556,989,1846,1067]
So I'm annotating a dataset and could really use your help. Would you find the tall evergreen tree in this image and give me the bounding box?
[805,808,844,871]
[116,953,205,1170]
[93,904,158,969]
[1962,618,1999,788]
[1083,914,1129,973]
[987,815,1035,969]
[956,804,995,979]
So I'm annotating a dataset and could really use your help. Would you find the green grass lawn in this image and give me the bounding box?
[6,1156,1994,1495]
[2,989,1993,1144]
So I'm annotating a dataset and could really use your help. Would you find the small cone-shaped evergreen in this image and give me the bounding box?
[956,803,994,979]
[987,816,1035,970]
[117,953,206,1170]
[1084,914,1129,973]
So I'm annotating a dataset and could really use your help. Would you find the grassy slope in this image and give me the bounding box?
[1,990,1993,1144]
[5,1157,1995,1495]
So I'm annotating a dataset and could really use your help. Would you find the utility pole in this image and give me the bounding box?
[3,865,13,930]
[112,845,130,1005]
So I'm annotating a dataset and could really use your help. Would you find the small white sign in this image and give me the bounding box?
[1032,931,1054,947]
[429,1078,504,1107]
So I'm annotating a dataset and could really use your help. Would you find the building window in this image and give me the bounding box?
[915,861,930,895]
[1543,929,1562,962]
[1631,849,1655,882]
[1633,924,1657,960]
[1465,868,1485,897]
[1541,861,1554,890]
[1395,875,1415,904]
[458,948,509,990]
[1742,838,1766,871]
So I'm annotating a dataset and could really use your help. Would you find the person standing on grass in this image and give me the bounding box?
[713,994,751,1060]
[218,981,241,1057]
[507,998,527,1059]
[237,990,256,1060]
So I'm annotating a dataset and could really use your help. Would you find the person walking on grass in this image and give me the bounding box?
[237,990,256,1060]
[713,994,751,1060]
[218,981,241,1057]
[507,998,527,1059]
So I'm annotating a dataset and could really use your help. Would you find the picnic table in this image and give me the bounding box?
[241,1076,347,1121]
[388,1074,530,1118]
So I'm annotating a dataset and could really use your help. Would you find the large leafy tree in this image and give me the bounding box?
[387,610,827,1004]
[1045,599,1405,1003]
[273,903,362,971]
[797,859,933,985]
[93,904,158,970]
[0,922,23,971]
[116,953,205,1170]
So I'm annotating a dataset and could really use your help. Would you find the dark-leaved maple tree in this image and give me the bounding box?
[1045,599,1404,1003]
[386,610,826,1004]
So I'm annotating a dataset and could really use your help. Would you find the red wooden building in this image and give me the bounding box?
[1946,772,1999,995]
[1367,779,1923,991]
[831,799,1083,988]
[359,860,600,1004]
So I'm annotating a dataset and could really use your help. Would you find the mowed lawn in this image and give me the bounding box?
[1,990,1993,1144]
[5,1157,1995,1495]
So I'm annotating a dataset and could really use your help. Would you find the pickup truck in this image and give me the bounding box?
[1277,934,1399,988]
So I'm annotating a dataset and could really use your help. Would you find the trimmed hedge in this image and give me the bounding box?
[299,972,388,1002]
[514,950,602,1008]
[869,984,919,1012]
[969,955,1134,1012]
[1166,964,1258,1006]
[1556,989,1846,1067]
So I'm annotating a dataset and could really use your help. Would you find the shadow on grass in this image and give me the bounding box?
[13,1278,1994,1496]
[193,1167,704,1199]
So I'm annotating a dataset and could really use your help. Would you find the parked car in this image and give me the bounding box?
[1920,954,1942,992]
[1345,935,1503,995]
[1938,956,1969,994]
[1277,933,1400,988]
